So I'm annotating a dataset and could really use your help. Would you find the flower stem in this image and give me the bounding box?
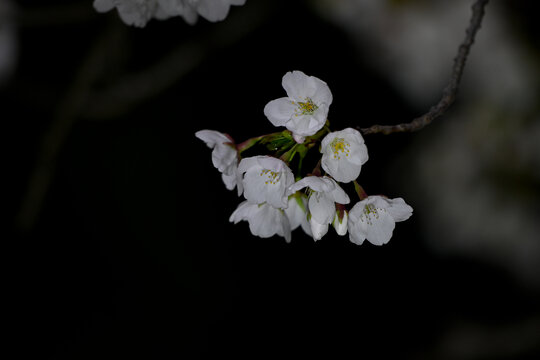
[310,159,322,177]
[279,143,299,164]
[353,181,368,200]
[236,134,267,154]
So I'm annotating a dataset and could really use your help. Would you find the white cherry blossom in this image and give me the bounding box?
[238,156,294,209]
[348,195,413,246]
[229,201,291,242]
[289,176,349,240]
[264,71,333,143]
[321,128,369,183]
[195,130,242,193]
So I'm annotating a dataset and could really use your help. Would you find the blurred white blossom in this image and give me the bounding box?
[93,0,246,27]
[314,0,538,110]
[0,0,16,86]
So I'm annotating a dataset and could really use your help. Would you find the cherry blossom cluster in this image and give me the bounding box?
[93,0,246,27]
[196,71,413,245]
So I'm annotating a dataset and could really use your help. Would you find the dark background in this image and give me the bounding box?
[5,0,540,358]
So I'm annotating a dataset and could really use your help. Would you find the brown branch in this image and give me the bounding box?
[360,0,490,135]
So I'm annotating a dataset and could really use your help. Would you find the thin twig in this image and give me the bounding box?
[360,0,490,135]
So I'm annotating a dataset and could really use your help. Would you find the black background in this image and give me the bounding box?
[6,1,540,358]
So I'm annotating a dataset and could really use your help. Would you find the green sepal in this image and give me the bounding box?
[260,130,295,153]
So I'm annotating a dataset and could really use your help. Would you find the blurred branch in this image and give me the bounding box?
[82,2,270,120]
[16,2,96,27]
[15,20,123,232]
[360,0,490,135]
[428,315,540,359]
[16,2,269,232]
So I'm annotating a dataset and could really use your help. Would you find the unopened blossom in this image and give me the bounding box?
[285,192,312,237]
[332,209,348,236]
[238,156,294,209]
[348,195,413,246]
[264,71,333,143]
[195,130,242,193]
[321,128,369,183]
[230,201,291,242]
[289,176,349,240]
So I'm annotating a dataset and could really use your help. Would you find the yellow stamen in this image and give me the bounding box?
[330,137,350,160]
[293,98,318,116]
[260,169,281,185]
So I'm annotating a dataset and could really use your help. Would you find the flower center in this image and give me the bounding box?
[330,137,350,159]
[360,204,385,225]
[260,169,281,185]
[293,98,318,116]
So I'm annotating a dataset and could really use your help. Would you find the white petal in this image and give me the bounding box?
[229,200,253,223]
[181,5,198,24]
[195,129,231,148]
[310,77,333,106]
[326,158,360,183]
[300,216,313,237]
[348,222,366,245]
[310,219,329,241]
[364,212,396,246]
[329,183,350,204]
[347,202,367,245]
[256,155,288,173]
[212,144,236,174]
[289,176,323,193]
[285,193,312,236]
[196,0,230,22]
[235,168,244,196]
[308,193,335,225]
[264,98,296,127]
[237,156,258,175]
[284,194,306,230]
[93,0,115,12]
[282,71,314,100]
[341,127,364,142]
[333,211,348,236]
[116,2,154,27]
[386,197,413,222]
[221,172,236,191]
[242,167,267,204]
[249,204,291,242]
